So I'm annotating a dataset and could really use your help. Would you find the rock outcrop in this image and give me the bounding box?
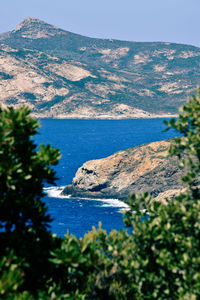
[62,140,184,201]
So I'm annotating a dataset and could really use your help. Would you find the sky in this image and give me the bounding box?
[1,0,200,47]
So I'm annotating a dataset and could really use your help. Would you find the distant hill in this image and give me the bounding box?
[0,17,200,118]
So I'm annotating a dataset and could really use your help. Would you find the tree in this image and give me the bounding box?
[121,88,200,299]
[2,88,200,299]
[51,88,200,299]
[0,106,60,292]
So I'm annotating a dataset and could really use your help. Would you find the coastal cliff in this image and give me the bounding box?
[62,140,184,201]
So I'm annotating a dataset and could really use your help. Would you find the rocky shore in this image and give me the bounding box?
[61,140,184,201]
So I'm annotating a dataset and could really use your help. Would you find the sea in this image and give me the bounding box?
[34,118,177,237]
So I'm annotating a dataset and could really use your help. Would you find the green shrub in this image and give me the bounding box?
[1,89,200,299]
[50,89,200,299]
[0,106,61,293]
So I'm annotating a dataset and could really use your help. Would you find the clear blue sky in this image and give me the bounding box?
[1,0,200,47]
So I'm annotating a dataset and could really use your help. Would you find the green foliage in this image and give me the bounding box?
[0,106,61,293]
[50,224,133,299]
[120,89,200,299]
[0,72,14,80]
[21,93,36,101]
[49,89,200,299]
[0,250,24,297]
[0,249,33,299]
[165,87,200,194]
[2,89,200,299]
[38,95,66,109]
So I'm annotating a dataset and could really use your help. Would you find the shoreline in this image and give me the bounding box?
[33,114,178,120]
[44,186,129,208]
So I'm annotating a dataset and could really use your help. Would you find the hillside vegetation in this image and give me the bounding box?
[0,17,200,118]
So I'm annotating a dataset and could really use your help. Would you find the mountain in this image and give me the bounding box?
[0,17,200,118]
[61,140,184,201]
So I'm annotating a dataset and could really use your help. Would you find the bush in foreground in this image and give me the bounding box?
[0,106,61,295]
[1,89,200,299]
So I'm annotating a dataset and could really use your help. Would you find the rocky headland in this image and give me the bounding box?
[61,140,184,201]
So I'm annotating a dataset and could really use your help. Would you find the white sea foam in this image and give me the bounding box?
[97,199,129,209]
[44,186,129,209]
[44,186,71,198]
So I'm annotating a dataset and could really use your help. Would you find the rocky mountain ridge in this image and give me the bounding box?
[62,140,184,201]
[0,18,200,118]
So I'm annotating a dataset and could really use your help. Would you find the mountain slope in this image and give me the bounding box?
[0,44,155,118]
[1,17,200,118]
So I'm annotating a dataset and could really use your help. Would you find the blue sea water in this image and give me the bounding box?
[34,118,177,237]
